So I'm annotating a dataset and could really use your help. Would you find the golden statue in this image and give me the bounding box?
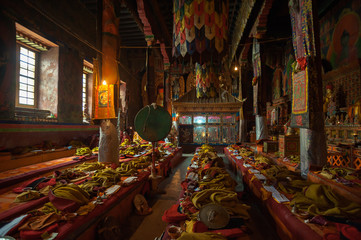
[323,84,334,114]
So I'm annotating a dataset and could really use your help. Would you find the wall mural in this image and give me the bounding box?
[320,0,361,70]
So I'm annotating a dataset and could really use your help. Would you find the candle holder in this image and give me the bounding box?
[352,132,358,146]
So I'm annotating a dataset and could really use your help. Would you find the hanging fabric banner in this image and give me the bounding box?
[173,0,228,57]
[186,26,196,42]
[252,39,261,78]
[187,40,196,55]
[253,83,258,115]
[289,0,327,175]
[229,0,256,62]
[252,38,261,115]
[289,0,318,128]
[195,62,218,98]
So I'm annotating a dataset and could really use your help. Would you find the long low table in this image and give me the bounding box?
[307,170,361,205]
[0,155,97,191]
[0,148,183,240]
[224,147,323,240]
[56,171,151,240]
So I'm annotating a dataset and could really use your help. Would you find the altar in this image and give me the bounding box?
[173,88,243,145]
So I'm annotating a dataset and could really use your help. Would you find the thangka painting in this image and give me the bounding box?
[94,84,116,119]
[320,0,361,70]
[291,68,309,128]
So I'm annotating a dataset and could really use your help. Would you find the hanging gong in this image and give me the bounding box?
[134,104,172,142]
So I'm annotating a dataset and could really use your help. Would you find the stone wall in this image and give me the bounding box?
[0,0,98,149]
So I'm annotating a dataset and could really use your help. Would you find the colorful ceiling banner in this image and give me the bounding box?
[195,62,218,98]
[229,0,256,65]
[173,0,229,58]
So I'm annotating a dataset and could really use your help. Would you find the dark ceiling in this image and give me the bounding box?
[80,0,146,47]
[79,0,338,61]
[117,6,146,47]
[80,0,242,50]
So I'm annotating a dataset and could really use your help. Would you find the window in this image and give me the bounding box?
[179,115,192,124]
[178,113,238,144]
[82,73,87,111]
[17,46,37,107]
[15,23,59,122]
[193,115,206,124]
[82,60,93,123]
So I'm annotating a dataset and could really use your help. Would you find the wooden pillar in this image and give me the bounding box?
[96,0,102,83]
[98,0,120,164]
[99,119,119,164]
[101,0,119,86]
[252,39,268,141]
[238,40,252,143]
[164,70,170,111]
[145,45,154,104]
[238,63,246,142]
[289,0,326,177]
[0,14,16,120]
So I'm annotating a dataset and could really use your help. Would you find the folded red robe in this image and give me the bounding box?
[37,178,56,190]
[13,177,49,193]
[337,223,361,240]
[20,223,58,240]
[48,190,80,213]
[323,223,361,240]
[162,204,188,223]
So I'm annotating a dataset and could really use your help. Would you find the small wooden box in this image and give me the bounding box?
[263,141,278,153]
[279,135,300,157]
